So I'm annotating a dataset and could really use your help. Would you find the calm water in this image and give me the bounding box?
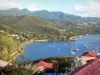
[18,35,100,61]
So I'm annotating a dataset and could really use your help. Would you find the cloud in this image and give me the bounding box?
[0,0,38,11]
[0,0,23,10]
[27,4,38,11]
[74,0,100,17]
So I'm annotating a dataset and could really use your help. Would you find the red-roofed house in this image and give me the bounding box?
[70,58,100,75]
[82,52,96,62]
[37,61,54,71]
[82,52,96,57]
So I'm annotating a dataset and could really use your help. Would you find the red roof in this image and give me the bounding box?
[70,58,100,75]
[37,61,53,69]
[82,52,96,57]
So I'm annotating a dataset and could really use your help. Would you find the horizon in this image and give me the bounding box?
[0,0,100,18]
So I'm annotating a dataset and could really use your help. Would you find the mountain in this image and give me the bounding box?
[0,8,100,28]
[0,15,60,35]
[32,10,100,28]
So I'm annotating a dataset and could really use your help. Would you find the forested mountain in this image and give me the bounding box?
[0,8,100,28]
[0,15,60,35]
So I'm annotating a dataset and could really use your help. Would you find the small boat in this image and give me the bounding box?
[96,47,100,55]
[57,48,60,50]
[70,52,75,55]
[74,48,79,51]
[84,44,88,48]
[74,44,79,51]
[93,50,95,52]
[70,46,76,55]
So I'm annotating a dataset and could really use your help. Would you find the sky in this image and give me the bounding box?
[0,0,100,17]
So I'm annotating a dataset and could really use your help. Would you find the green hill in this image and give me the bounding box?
[0,32,20,61]
[0,15,60,35]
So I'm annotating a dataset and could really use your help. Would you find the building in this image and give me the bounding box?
[82,52,96,62]
[70,52,98,75]
[70,58,100,75]
[37,61,54,71]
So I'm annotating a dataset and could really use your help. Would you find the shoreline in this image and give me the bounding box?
[12,34,90,62]
[12,34,100,62]
[11,40,35,62]
[11,35,84,62]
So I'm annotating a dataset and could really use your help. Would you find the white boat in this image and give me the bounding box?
[74,48,79,51]
[70,51,75,55]
[70,46,76,55]
[96,47,100,55]
[84,44,88,48]
[74,44,79,51]
[93,50,95,52]
[57,48,60,50]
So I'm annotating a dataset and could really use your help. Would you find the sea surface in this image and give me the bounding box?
[17,35,100,61]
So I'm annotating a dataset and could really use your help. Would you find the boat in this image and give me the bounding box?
[57,48,60,50]
[74,44,79,51]
[96,47,100,55]
[70,46,76,55]
[84,44,88,48]
[74,48,79,51]
[70,51,75,55]
[93,50,95,52]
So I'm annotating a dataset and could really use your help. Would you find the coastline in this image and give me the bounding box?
[11,34,100,62]
[11,35,84,62]
[11,40,34,62]
[11,34,87,62]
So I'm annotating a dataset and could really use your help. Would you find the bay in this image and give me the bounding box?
[17,35,100,61]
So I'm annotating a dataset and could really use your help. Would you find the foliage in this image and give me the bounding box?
[0,15,60,35]
[2,61,40,75]
[0,32,20,61]
[0,25,16,34]
[34,56,87,74]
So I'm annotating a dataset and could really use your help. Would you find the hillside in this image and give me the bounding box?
[0,15,60,35]
[0,15,100,42]
[0,8,100,28]
[0,32,20,61]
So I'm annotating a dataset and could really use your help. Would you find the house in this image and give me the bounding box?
[70,52,98,75]
[70,58,100,75]
[82,52,96,62]
[37,61,54,71]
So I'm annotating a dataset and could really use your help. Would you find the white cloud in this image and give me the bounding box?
[0,0,23,10]
[27,4,38,11]
[74,0,100,17]
[0,0,38,11]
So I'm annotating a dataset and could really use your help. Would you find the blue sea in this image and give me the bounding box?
[17,35,100,61]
